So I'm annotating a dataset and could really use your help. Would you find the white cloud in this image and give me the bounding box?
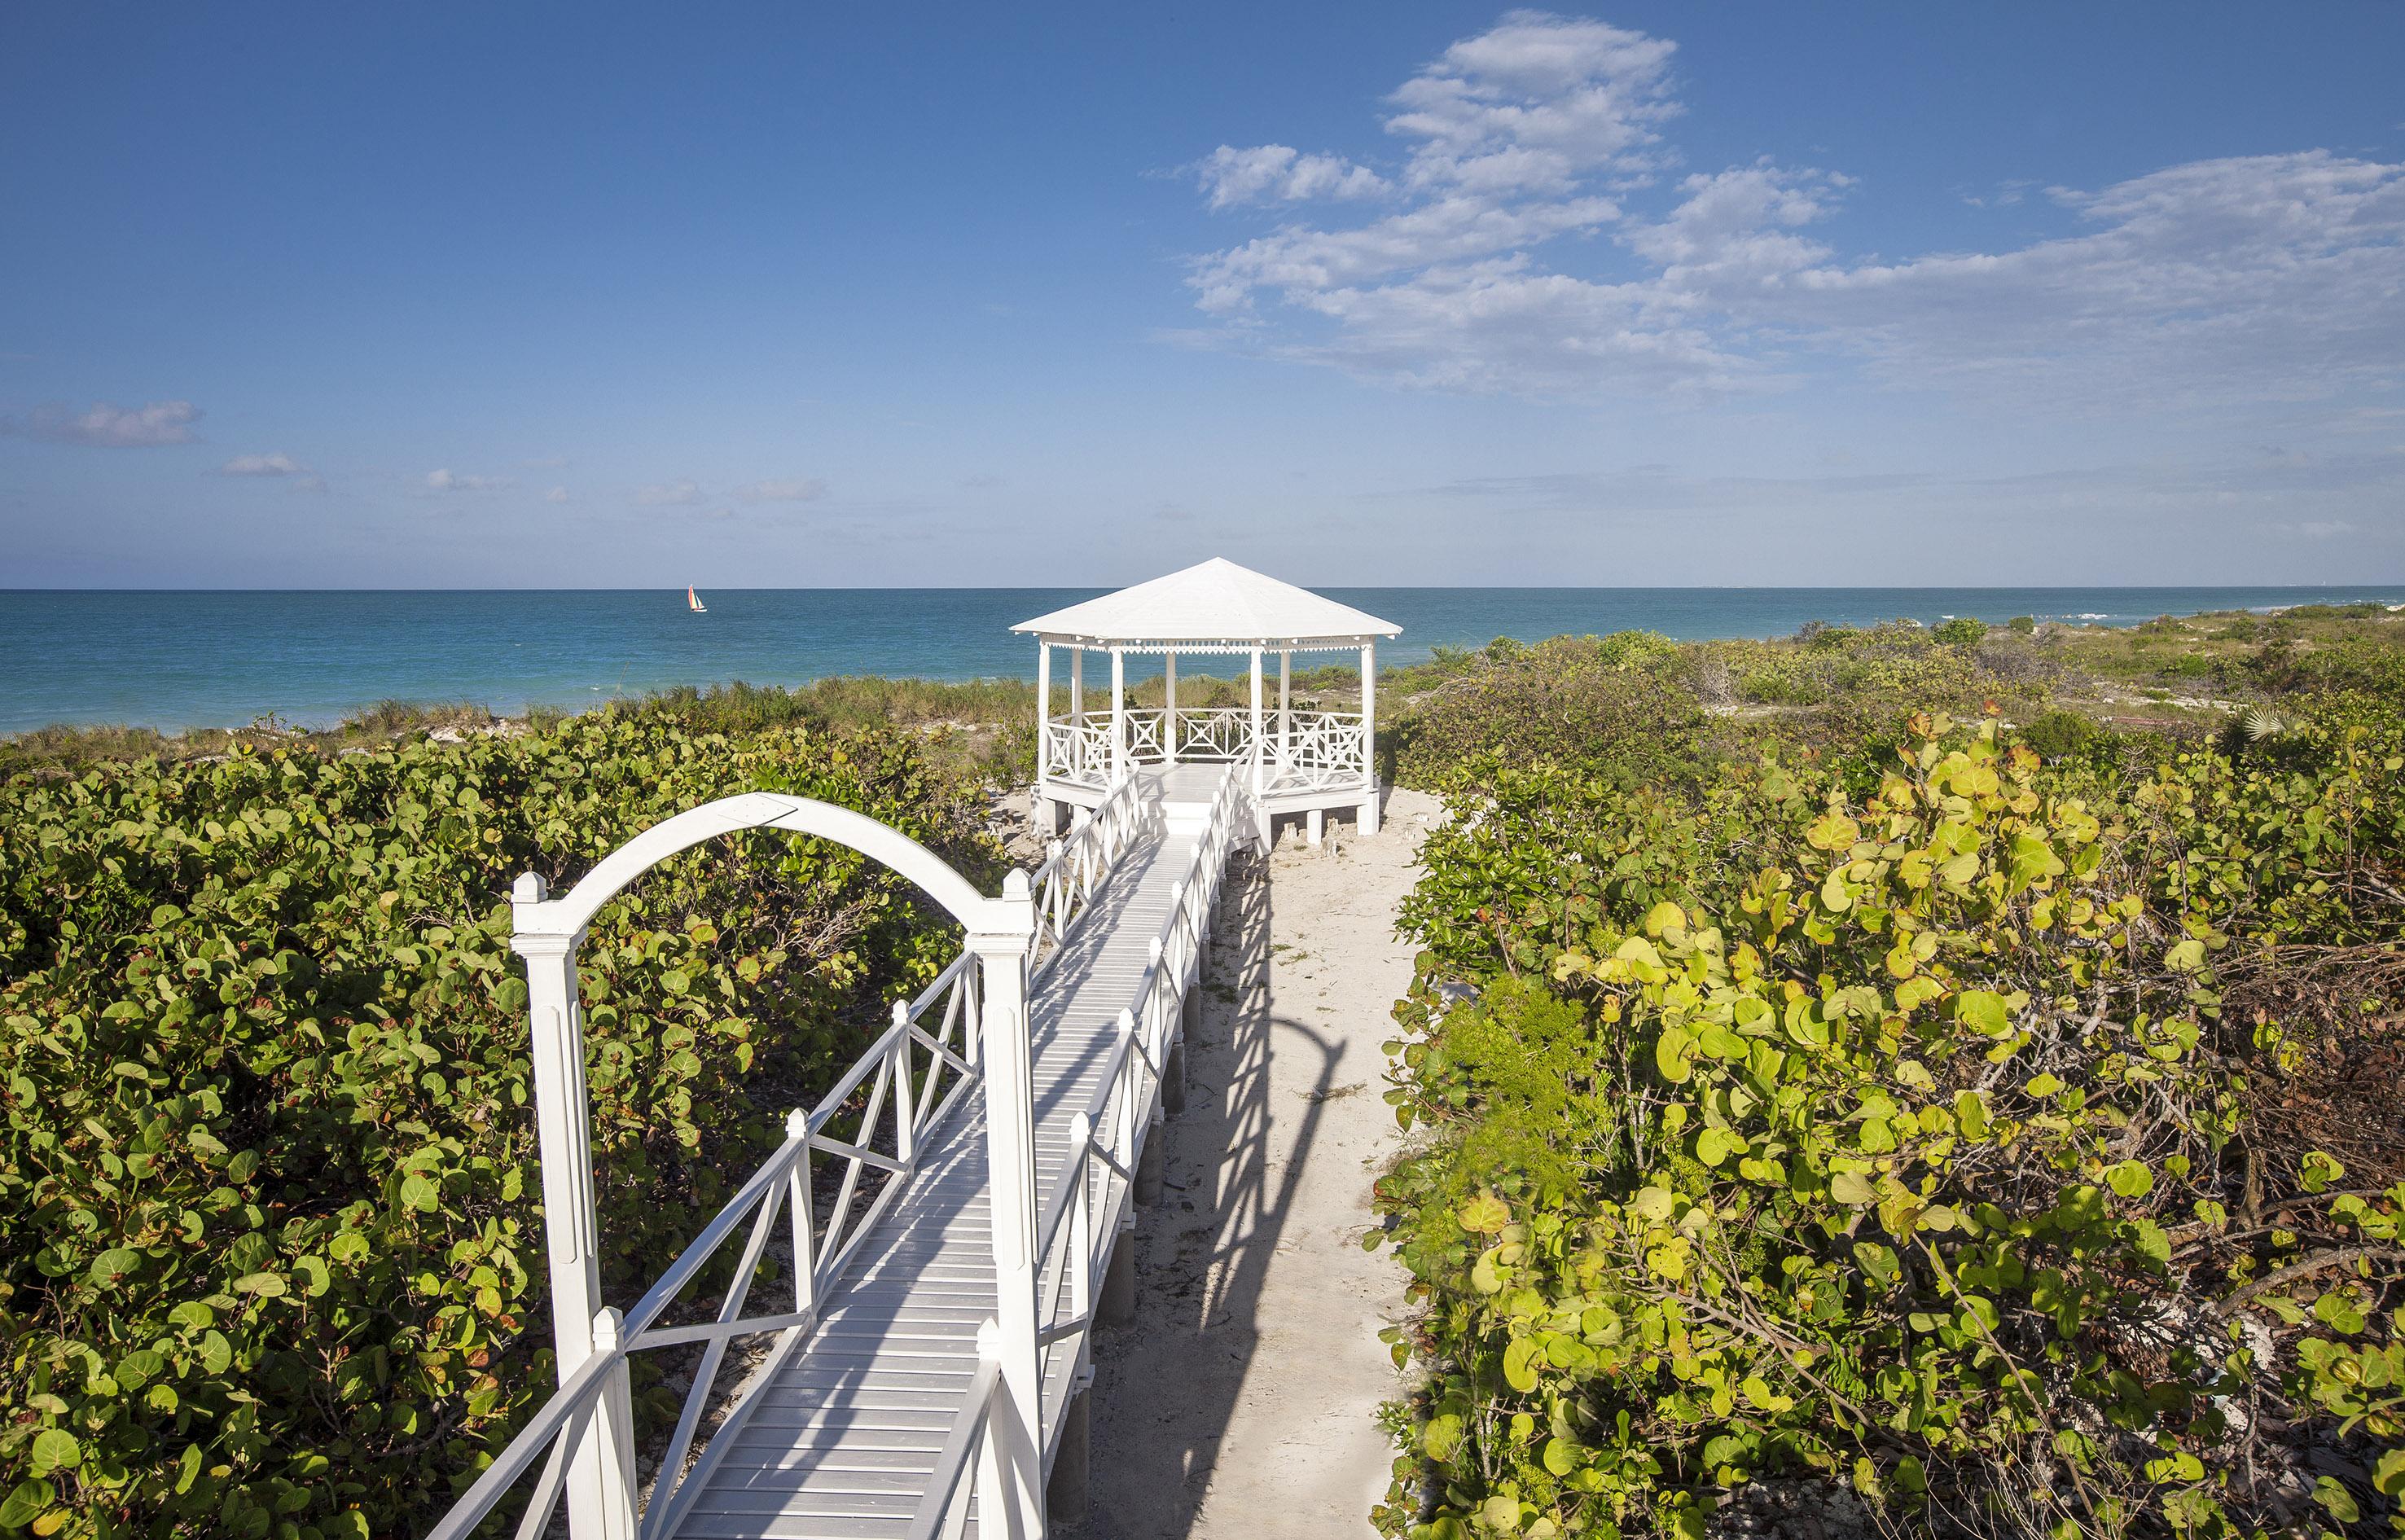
[221,451,304,477]
[1174,11,2405,407]
[544,485,570,504]
[2,399,201,446]
[731,477,829,503]
[425,468,511,492]
[1194,145,1388,208]
[636,479,703,506]
[1383,10,1679,195]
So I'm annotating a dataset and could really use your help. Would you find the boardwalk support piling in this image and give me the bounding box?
[1098,1231,1137,1327]
[1047,1388,1091,1527]
[1162,1037,1187,1115]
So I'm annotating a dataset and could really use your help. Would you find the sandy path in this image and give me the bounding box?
[1079,789,1441,1538]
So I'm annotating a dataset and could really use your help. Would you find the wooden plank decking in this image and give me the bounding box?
[671,767,1220,1538]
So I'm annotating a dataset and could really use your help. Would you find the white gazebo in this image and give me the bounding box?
[1015,557,1402,845]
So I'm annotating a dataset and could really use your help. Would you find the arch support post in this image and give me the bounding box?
[513,874,639,1540]
[970,875,1046,1538]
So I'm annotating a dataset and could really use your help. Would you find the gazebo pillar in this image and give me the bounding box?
[1277,649,1292,767]
[1069,647,1083,723]
[1248,648,1263,799]
[1163,652,1178,766]
[1358,642,1380,836]
[1034,641,1052,828]
[1110,648,1127,784]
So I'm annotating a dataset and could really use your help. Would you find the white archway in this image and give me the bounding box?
[505,792,1041,1540]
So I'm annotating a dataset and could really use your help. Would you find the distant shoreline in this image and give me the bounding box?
[5,586,2403,737]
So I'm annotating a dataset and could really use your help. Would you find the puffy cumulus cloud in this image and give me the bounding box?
[424,468,511,492]
[635,479,703,506]
[1194,145,1388,208]
[221,451,305,477]
[731,477,828,503]
[2,399,201,446]
[1175,11,2405,408]
[1384,10,1679,195]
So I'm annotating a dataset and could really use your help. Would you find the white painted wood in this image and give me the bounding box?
[512,880,639,1540]
[1034,643,1050,784]
[1009,557,1400,647]
[1248,650,1263,800]
[1161,653,1176,766]
[1108,650,1126,785]
[1278,649,1291,761]
[1359,642,1380,836]
[968,876,1044,1539]
[445,692,1268,1539]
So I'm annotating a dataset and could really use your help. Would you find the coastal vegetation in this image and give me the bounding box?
[1367,608,2405,1538]
[2,601,2398,1538]
[0,712,999,1538]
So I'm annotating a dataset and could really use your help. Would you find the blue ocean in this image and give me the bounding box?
[4,586,2402,735]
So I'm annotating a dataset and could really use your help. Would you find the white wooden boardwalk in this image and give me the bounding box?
[668,767,1226,1538]
[431,763,1251,1540]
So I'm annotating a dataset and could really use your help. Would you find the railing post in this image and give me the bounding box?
[1067,1111,1094,1327]
[973,1318,1029,1540]
[511,875,639,1540]
[970,875,1046,1538]
[786,1108,817,1318]
[891,1000,918,1167]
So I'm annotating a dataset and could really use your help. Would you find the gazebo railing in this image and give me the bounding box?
[1042,708,1366,791]
[1262,709,1367,794]
[1044,717,1113,788]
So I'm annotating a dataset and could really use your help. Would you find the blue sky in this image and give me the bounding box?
[2,2,2401,587]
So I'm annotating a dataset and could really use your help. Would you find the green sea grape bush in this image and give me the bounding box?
[1385,635,1708,793]
[1373,710,2405,1539]
[0,714,998,1539]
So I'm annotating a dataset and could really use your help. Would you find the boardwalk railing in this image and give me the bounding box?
[1029,773,1148,974]
[911,761,1251,1539]
[428,779,1170,1540]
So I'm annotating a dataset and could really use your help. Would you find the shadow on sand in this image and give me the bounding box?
[1079,845,1354,1537]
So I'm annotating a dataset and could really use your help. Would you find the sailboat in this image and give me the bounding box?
[687,585,708,613]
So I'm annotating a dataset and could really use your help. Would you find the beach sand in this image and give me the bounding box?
[1078,788,1441,1538]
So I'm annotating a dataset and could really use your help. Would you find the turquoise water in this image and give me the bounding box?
[4,586,2401,735]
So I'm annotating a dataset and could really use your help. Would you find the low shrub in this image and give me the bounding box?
[1374,708,2405,1538]
[0,714,998,1538]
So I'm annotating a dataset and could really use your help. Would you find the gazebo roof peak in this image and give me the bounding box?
[1011,557,1400,647]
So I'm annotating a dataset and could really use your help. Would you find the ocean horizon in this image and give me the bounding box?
[6,585,2403,735]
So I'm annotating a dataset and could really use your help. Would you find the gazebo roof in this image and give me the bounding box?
[1012,557,1400,648]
